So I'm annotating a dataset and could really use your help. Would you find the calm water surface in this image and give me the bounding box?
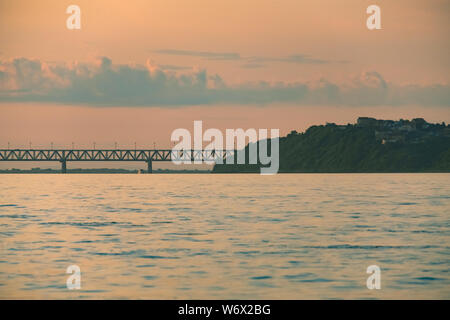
[0,173,449,299]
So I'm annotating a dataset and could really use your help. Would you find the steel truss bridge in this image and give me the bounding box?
[0,149,234,173]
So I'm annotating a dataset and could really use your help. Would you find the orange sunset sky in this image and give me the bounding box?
[0,0,449,168]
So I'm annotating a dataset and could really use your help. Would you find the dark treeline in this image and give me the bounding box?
[213,118,450,173]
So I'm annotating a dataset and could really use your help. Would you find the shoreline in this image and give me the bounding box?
[1,170,449,174]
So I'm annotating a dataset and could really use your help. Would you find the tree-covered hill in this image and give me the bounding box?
[213,119,450,173]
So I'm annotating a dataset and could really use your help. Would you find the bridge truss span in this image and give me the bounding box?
[0,149,235,173]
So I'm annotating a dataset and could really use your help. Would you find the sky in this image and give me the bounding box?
[0,0,449,168]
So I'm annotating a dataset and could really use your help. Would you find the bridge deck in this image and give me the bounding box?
[0,149,234,173]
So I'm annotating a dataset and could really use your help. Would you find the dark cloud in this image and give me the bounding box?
[240,63,266,69]
[158,64,192,71]
[155,49,342,65]
[155,49,241,61]
[0,57,448,107]
[248,54,331,64]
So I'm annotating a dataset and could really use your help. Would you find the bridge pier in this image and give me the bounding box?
[61,160,67,173]
[147,160,152,174]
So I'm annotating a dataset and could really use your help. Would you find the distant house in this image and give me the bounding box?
[381,135,405,144]
[399,124,414,132]
[375,131,389,140]
[380,120,395,128]
[411,118,426,129]
[357,117,377,127]
[355,116,444,144]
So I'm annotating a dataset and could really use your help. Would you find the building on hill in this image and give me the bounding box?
[411,118,427,129]
[357,117,378,127]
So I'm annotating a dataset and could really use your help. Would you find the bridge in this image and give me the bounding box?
[0,149,234,173]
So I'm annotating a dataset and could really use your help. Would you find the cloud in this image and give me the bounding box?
[0,57,448,107]
[154,49,241,61]
[240,63,266,69]
[156,49,344,65]
[248,54,332,65]
[158,64,192,71]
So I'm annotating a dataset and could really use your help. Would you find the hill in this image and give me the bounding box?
[212,117,450,173]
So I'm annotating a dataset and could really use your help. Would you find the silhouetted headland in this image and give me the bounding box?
[213,117,450,173]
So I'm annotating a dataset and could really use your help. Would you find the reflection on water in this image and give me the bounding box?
[0,173,449,299]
